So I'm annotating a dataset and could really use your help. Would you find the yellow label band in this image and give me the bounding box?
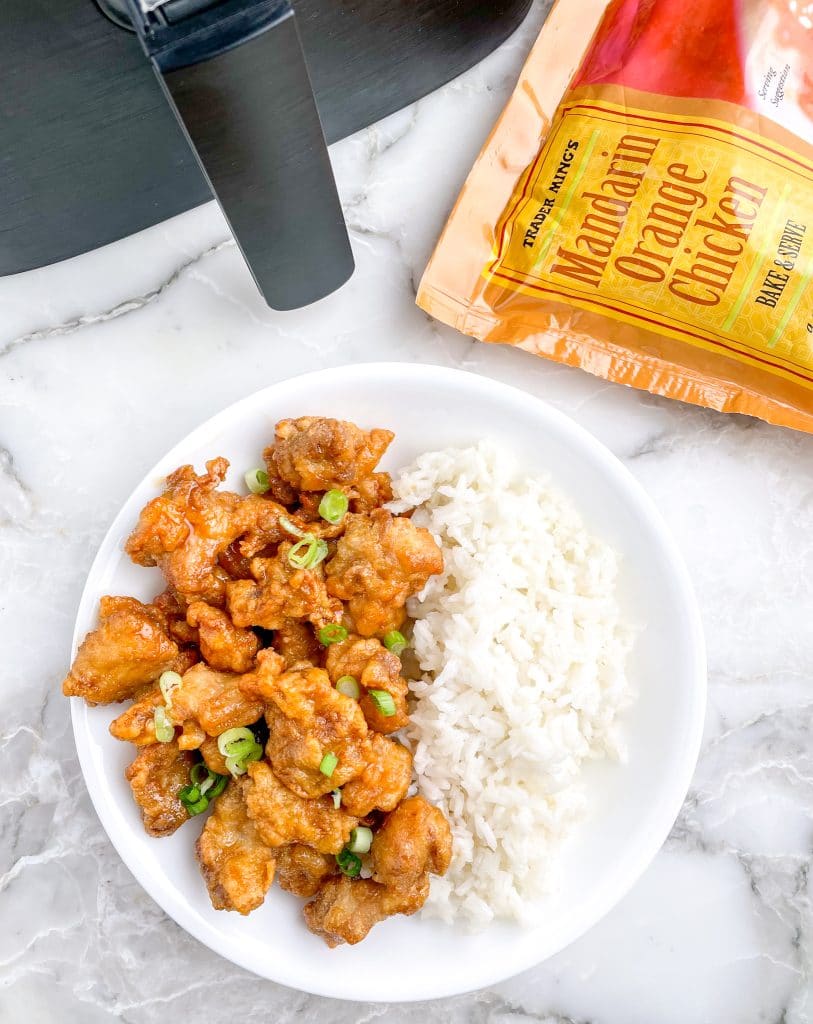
[488,93,813,388]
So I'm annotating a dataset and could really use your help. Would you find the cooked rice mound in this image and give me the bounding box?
[390,441,633,929]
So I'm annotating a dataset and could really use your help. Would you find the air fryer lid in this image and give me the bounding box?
[0,0,534,305]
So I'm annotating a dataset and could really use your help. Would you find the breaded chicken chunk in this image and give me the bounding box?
[216,540,254,582]
[264,417,394,496]
[178,719,207,751]
[109,683,164,745]
[125,460,298,592]
[196,778,276,914]
[262,667,370,798]
[324,635,381,682]
[303,877,389,946]
[304,795,451,946]
[226,547,341,632]
[272,619,322,669]
[340,734,412,818]
[370,796,452,892]
[186,601,259,673]
[171,663,264,737]
[63,596,186,704]
[303,876,425,947]
[152,587,199,645]
[235,647,286,702]
[234,494,306,560]
[125,459,243,604]
[275,844,337,898]
[325,635,409,733]
[350,472,393,513]
[244,761,356,853]
[292,478,393,524]
[125,741,194,837]
[198,734,230,775]
[325,510,443,636]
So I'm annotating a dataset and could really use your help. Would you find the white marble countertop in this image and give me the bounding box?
[3,2,813,1021]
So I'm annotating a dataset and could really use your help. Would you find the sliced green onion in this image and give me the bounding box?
[336,848,362,878]
[383,630,407,656]
[189,761,229,798]
[319,489,349,525]
[159,670,182,707]
[221,738,255,760]
[287,535,328,570]
[318,623,348,646]
[245,468,270,495]
[279,515,304,538]
[178,760,229,816]
[335,676,360,700]
[368,689,397,717]
[153,706,175,743]
[224,746,262,777]
[208,773,228,799]
[348,826,373,854]
[224,744,262,777]
[217,727,256,757]
[178,784,209,816]
[331,788,342,809]
[319,751,338,778]
[217,726,262,777]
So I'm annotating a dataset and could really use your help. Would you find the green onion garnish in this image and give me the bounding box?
[319,751,338,777]
[287,535,329,570]
[207,773,228,799]
[189,762,229,799]
[336,848,362,878]
[347,826,373,854]
[245,468,270,495]
[331,788,342,809]
[335,676,360,700]
[319,489,349,525]
[279,515,304,538]
[217,726,263,777]
[178,764,228,816]
[222,738,255,759]
[153,706,175,743]
[383,630,407,656]
[159,670,182,707]
[217,727,255,755]
[178,783,209,816]
[225,750,261,778]
[368,689,397,717]
[318,623,348,646]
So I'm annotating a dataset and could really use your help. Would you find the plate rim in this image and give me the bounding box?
[70,361,707,1001]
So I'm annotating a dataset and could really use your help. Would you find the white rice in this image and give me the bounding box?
[389,440,634,929]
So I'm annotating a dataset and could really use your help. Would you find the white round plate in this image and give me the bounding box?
[71,362,706,1002]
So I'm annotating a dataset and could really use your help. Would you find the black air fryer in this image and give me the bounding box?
[3,0,533,309]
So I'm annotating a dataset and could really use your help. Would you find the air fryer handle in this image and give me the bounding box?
[130,0,354,310]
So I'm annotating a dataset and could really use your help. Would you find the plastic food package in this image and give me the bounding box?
[417,0,813,431]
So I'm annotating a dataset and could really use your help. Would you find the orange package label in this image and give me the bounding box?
[489,89,813,389]
[418,0,813,430]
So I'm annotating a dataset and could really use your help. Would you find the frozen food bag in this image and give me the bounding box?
[417,0,813,430]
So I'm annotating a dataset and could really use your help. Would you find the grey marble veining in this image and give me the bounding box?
[2,1,813,1020]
